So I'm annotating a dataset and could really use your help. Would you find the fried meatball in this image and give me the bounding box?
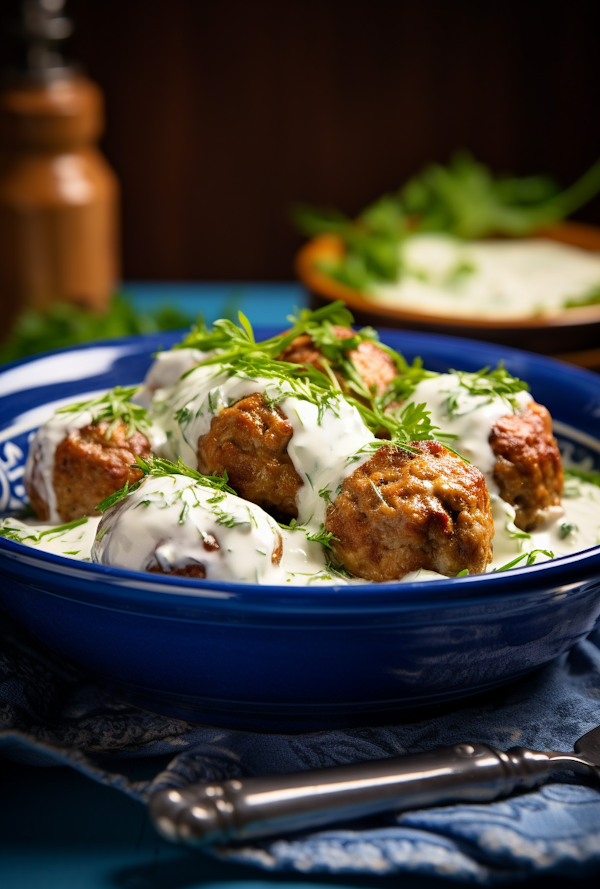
[28,420,152,522]
[490,401,564,531]
[278,326,397,398]
[197,392,302,522]
[325,441,494,582]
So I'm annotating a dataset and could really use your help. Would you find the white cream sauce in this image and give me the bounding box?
[372,234,600,319]
[23,407,165,524]
[150,365,375,531]
[6,351,600,585]
[133,348,209,409]
[0,515,101,559]
[4,474,599,581]
[409,373,532,490]
[23,408,96,523]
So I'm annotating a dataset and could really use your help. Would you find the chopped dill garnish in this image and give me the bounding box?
[445,364,529,416]
[347,400,460,462]
[564,466,600,489]
[211,507,250,528]
[172,303,467,454]
[0,524,28,542]
[505,520,531,541]
[377,357,438,408]
[96,456,237,514]
[97,480,142,513]
[278,517,338,550]
[0,517,88,543]
[324,558,354,580]
[318,486,332,504]
[135,456,237,493]
[56,386,150,439]
[493,549,555,572]
[305,524,339,549]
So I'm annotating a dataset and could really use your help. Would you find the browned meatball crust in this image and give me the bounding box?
[278,326,397,398]
[197,393,302,522]
[490,401,564,531]
[325,441,494,582]
[28,420,153,522]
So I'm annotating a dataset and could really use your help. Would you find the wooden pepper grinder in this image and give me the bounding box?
[0,0,119,337]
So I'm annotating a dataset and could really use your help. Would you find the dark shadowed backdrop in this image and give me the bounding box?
[68,0,600,281]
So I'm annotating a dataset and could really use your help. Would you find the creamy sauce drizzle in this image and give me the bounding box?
[23,407,165,523]
[8,351,600,586]
[410,373,532,491]
[151,365,374,530]
[3,475,599,582]
[373,235,600,319]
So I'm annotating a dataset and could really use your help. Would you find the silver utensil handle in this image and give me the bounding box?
[149,743,594,846]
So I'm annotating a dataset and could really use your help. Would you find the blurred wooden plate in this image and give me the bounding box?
[295,221,600,369]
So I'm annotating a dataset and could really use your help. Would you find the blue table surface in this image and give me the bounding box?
[2,283,598,888]
[124,281,309,329]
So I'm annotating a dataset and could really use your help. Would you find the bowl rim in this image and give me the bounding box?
[295,221,600,330]
[1,328,600,613]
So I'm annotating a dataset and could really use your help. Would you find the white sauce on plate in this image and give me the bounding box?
[372,234,600,319]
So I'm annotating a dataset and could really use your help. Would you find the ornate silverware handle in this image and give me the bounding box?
[149,743,596,846]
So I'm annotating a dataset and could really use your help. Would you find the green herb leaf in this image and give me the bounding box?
[292,154,600,293]
[493,549,555,572]
[56,386,150,439]
[563,285,600,309]
[564,466,600,488]
[97,481,141,513]
[0,293,195,365]
[134,456,237,495]
[445,364,529,415]
[560,521,578,539]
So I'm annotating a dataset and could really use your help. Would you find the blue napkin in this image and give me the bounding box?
[1,611,599,883]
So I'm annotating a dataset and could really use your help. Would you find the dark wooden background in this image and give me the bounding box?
[68,0,600,281]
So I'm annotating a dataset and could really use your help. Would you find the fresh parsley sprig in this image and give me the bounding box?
[56,386,150,439]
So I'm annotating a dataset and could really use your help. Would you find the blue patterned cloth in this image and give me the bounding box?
[1,611,600,883]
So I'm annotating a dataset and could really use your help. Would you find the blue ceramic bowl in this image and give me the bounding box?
[1,330,600,732]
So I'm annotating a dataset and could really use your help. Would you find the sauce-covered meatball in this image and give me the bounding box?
[325,441,494,582]
[278,326,397,398]
[490,402,564,531]
[196,392,303,522]
[27,420,152,522]
[93,473,284,583]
